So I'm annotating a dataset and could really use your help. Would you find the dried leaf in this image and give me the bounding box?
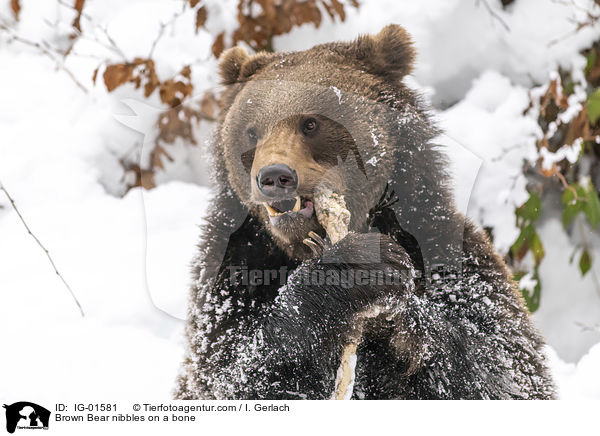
[196,6,207,31]
[564,107,590,146]
[180,65,192,79]
[72,0,86,32]
[10,0,20,20]
[139,169,156,190]
[212,32,225,57]
[103,63,134,92]
[548,78,569,110]
[329,0,346,21]
[143,69,160,97]
[199,91,219,121]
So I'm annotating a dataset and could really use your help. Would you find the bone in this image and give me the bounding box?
[332,342,358,400]
[313,187,351,244]
[332,307,382,400]
[312,186,361,400]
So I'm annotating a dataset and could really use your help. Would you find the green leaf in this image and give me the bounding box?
[587,88,600,125]
[585,51,597,74]
[562,186,577,206]
[511,224,535,260]
[531,231,545,265]
[579,249,592,276]
[513,271,526,282]
[563,79,575,96]
[516,192,542,224]
[519,267,542,313]
[583,181,600,228]
[561,184,589,228]
[562,186,581,228]
[562,204,580,228]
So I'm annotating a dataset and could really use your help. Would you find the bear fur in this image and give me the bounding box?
[174,25,556,400]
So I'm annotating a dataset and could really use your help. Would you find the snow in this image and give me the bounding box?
[437,70,537,253]
[540,140,583,170]
[1,0,600,402]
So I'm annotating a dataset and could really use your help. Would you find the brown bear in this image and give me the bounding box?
[174,25,556,399]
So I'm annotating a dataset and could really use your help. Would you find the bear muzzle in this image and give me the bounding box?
[264,196,315,225]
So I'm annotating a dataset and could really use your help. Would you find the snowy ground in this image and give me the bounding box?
[1,0,600,403]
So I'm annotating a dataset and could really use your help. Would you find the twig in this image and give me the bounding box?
[147,2,188,59]
[555,170,571,190]
[0,22,89,93]
[547,0,600,46]
[56,0,127,61]
[96,25,127,60]
[476,0,511,32]
[0,180,85,317]
[490,143,525,162]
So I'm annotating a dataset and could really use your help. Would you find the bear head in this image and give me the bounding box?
[214,25,445,261]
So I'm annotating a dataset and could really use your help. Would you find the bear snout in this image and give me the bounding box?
[256,163,298,198]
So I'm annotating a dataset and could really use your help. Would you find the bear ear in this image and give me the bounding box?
[345,24,416,81]
[218,47,276,85]
[218,47,251,85]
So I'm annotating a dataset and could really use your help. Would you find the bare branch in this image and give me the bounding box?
[0,22,89,93]
[148,2,188,59]
[548,0,600,46]
[56,0,127,60]
[476,0,511,32]
[0,180,85,317]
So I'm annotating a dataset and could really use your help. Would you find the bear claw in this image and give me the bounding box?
[303,231,328,256]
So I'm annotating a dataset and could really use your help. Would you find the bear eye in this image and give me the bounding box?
[301,117,319,136]
[241,148,255,172]
[247,127,258,146]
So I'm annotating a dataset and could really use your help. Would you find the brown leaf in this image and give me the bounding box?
[156,107,200,145]
[199,91,219,121]
[564,108,590,146]
[151,144,174,170]
[180,65,192,79]
[196,6,207,31]
[125,164,156,191]
[212,32,225,57]
[144,71,160,97]
[329,0,346,21]
[139,169,156,190]
[189,0,201,7]
[548,78,569,110]
[103,63,134,92]
[586,47,600,86]
[321,2,335,20]
[10,0,20,20]
[174,80,193,98]
[72,0,86,32]
[159,80,176,106]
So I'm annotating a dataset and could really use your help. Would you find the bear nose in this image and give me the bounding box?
[257,164,298,198]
